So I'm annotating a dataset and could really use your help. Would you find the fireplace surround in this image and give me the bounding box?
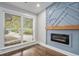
[51,33,69,45]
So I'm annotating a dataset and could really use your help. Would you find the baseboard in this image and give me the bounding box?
[38,43,78,56]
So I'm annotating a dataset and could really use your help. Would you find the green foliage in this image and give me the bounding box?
[23,28,33,35]
[5,14,21,32]
[23,18,33,35]
[5,13,33,35]
[24,18,32,28]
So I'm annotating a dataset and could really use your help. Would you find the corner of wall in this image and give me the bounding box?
[37,10,46,44]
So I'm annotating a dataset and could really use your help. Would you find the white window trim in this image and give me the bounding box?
[0,7,36,49]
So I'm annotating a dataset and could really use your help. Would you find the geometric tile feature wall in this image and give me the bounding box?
[46,2,79,26]
[46,2,79,55]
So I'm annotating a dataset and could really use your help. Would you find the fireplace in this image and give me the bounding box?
[51,33,69,45]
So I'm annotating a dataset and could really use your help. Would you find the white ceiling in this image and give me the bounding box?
[0,2,53,14]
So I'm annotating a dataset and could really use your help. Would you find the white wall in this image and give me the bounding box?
[37,10,46,44]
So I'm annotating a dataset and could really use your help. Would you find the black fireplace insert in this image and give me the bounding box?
[51,33,69,45]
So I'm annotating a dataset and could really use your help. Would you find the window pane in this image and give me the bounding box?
[23,17,33,42]
[5,13,21,46]
[23,18,33,35]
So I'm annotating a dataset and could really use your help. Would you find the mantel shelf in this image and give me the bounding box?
[46,25,79,30]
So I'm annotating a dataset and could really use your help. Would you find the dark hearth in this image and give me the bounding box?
[51,33,69,45]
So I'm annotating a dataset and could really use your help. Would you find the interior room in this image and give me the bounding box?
[0,2,79,56]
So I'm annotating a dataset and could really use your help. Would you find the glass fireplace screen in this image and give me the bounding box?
[51,33,69,45]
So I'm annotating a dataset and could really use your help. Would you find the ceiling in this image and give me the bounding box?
[0,2,53,14]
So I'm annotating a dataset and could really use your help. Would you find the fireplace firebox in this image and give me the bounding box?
[51,33,69,45]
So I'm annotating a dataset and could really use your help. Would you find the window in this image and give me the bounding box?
[4,13,34,46]
[5,13,21,46]
[22,17,33,42]
[23,18,33,35]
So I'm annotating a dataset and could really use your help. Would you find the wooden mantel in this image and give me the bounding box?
[46,25,79,30]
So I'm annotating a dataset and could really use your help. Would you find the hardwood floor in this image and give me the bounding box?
[0,44,66,56]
